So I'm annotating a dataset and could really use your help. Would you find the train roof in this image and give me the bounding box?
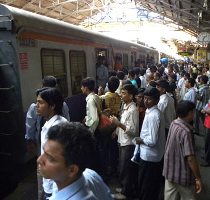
[0,4,158,53]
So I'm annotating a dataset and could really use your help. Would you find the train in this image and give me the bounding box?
[0,3,159,196]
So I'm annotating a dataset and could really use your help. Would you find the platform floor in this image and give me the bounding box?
[3,133,210,200]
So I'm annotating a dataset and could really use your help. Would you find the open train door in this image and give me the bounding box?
[0,12,26,198]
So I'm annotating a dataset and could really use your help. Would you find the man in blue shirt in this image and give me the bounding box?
[37,122,111,200]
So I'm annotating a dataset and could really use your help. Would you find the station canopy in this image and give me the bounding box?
[0,0,209,36]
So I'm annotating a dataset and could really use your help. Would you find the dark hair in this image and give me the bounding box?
[37,88,63,115]
[137,88,145,94]
[117,71,125,80]
[184,73,190,79]
[108,70,117,77]
[47,122,96,174]
[81,77,95,91]
[108,76,120,92]
[122,84,138,97]
[169,73,177,81]
[140,68,146,76]
[42,76,57,87]
[191,73,197,80]
[144,87,160,101]
[187,78,195,87]
[200,75,208,84]
[128,69,135,78]
[176,100,195,118]
[149,80,157,87]
[122,80,132,86]
[134,67,140,75]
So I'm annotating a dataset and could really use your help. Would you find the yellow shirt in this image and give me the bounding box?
[100,92,121,117]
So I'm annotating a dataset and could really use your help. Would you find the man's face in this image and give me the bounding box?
[156,85,165,95]
[81,85,88,95]
[185,80,190,88]
[36,95,52,117]
[135,93,144,105]
[144,95,158,109]
[121,89,132,104]
[37,140,70,182]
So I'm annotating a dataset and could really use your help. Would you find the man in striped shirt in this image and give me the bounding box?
[163,100,203,200]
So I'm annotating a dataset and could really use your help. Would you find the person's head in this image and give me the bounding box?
[128,69,135,80]
[156,80,169,95]
[116,71,125,80]
[81,77,95,95]
[36,88,64,119]
[199,75,208,84]
[176,100,195,123]
[37,122,96,189]
[185,78,195,88]
[122,79,132,86]
[191,73,198,80]
[108,76,120,93]
[135,88,145,106]
[149,80,157,87]
[184,72,190,80]
[108,70,117,77]
[153,72,161,81]
[134,67,140,76]
[167,64,174,74]
[140,68,146,76]
[150,65,157,73]
[143,87,160,109]
[168,73,177,82]
[42,76,57,88]
[121,84,138,104]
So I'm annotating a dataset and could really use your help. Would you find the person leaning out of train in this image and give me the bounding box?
[96,56,109,89]
[25,75,70,155]
[37,122,98,200]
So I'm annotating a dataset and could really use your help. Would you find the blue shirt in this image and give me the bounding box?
[183,87,196,104]
[49,175,97,200]
[52,169,113,200]
[83,169,113,200]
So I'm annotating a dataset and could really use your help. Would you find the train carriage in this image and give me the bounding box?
[0,4,159,196]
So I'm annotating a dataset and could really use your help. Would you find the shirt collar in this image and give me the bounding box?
[86,92,95,101]
[44,115,59,129]
[123,101,134,110]
[50,175,85,200]
[160,93,167,99]
[175,118,194,131]
[145,105,158,114]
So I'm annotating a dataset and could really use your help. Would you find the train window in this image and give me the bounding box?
[69,51,87,95]
[41,49,67,97]
[123,53,128,67]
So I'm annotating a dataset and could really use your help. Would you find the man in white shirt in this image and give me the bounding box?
[81,77,100,134]
[135,87,165,200]
[139,68,147,88]
[36,87,69,199]
[156,80,176,139]
[110,84,139,200]
[183,78,197,104]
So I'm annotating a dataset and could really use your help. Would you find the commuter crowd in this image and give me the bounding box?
[25,61,210,200]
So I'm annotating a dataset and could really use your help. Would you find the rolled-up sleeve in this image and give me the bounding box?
[124,109,139,136]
